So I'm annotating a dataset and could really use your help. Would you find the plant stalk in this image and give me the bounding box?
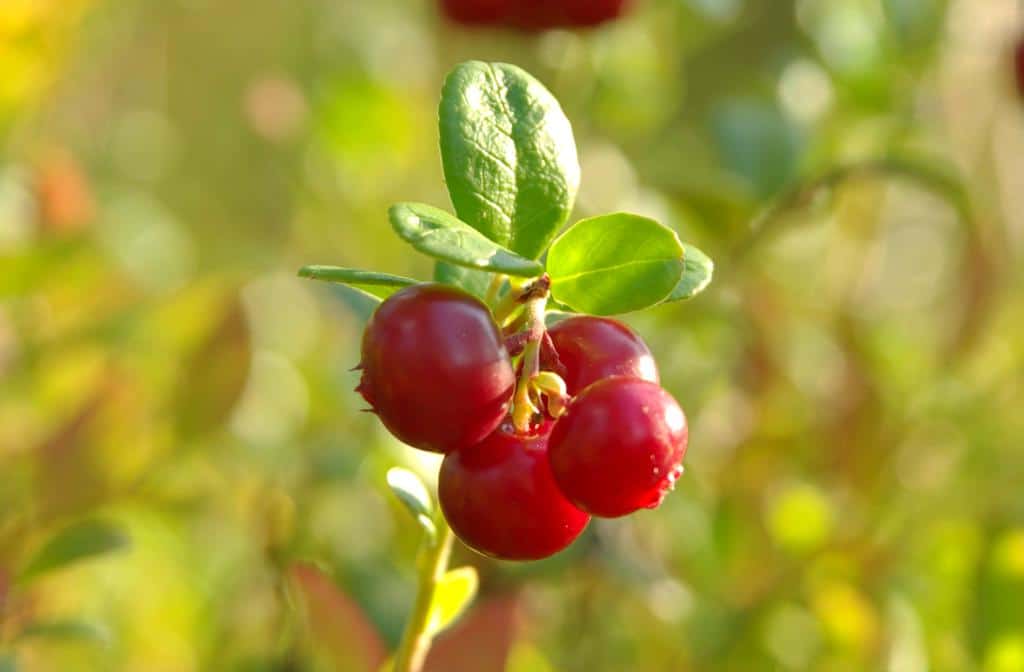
[392,519,455,672]
[511,293,549,433]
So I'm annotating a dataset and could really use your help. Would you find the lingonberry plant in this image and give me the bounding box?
[440,0,631,30]
[299,61,713,672]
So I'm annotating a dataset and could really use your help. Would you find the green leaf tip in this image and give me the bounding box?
[386,467,437,540]
[389,202,543,277]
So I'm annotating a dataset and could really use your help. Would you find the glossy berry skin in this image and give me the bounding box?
[547,316,658,396]
[549,377,687,518]
[358,284,515,454]
[439,422,590,560]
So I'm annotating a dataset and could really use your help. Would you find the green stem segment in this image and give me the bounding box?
[393,519,455,672]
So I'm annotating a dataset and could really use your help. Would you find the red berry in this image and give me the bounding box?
[562,0,629,27]
[358,284,515,453]
[547,316,658,396]
[548,377,687,517]
[440,0,629,29]
[440,0,511,25]
[506,0,564,29]
[439,422,590,560]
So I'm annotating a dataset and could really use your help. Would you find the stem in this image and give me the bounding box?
[393,519,455,672]
[511,294,548,433]
[512,337,542,432]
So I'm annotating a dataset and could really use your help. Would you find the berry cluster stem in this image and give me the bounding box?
[511,281,549,433]
[393,518,455,672]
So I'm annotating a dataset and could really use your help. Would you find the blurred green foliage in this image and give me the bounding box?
[2,0,1024,670]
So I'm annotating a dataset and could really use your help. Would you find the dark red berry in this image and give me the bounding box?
[358,284,515,454]
[439,422,590,560]
[547,316,658,396]
[561,0,629,27]
[440,0,511,25]
[440,0,630,30]
[548,377,687,517]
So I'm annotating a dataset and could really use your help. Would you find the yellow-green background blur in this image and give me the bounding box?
[3,0,1024,670]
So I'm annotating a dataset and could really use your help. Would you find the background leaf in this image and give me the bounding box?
[426,566,478,637]
[665,243,714,302]
[385,467,437,539]
[173,294,251,439]
[298,266,418,299]
[439,61,580,259]
[389,202,543,277]
[547,213,684,315]
[434,261,491,300]
[18,619,111,646]
[19,520,130,582]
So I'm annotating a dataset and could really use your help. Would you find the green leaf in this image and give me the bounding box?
[434,261,491,300]
[665,243,714,302]
[298,266,418,300]
[440,61,580,259]
[385,468,436,540]
[426,566,478,636]
[18,619,111,646]
[546,213,685,315]
[389,202,543,277]
[19,520,130,583]
[0,654,15,672]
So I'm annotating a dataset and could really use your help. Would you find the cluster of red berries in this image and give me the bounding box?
[440,0,629,30]
[358,283,687,561]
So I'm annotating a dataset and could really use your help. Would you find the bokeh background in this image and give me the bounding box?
[3,0,1024,670]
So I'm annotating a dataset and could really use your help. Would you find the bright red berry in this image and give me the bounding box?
[439,422,590,560]
[547,316,658,396]
[358,284,515,454]
[548,377,687,517]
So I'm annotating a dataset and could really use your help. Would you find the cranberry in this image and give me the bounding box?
[548,377,687,517]
[547,316,659,396]
[439,422,590,560]
[358,284,515,454]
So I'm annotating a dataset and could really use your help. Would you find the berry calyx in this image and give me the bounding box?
[358,284,515,453]
[547,316,659,396]
[548,377,687,518]
[439,422,590,560]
